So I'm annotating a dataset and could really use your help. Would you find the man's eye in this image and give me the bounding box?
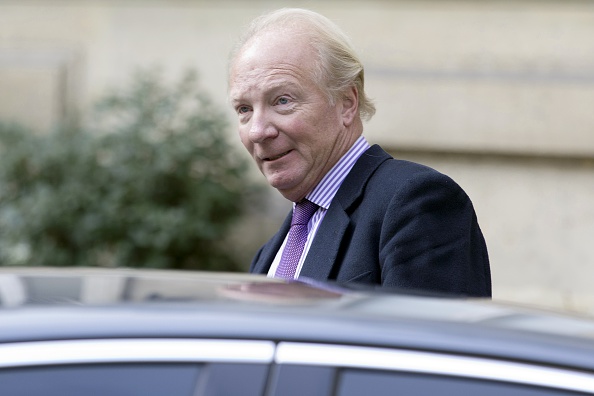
[276,97,290,105]
[237,105,250,114]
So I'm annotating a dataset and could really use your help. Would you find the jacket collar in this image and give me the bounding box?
[300,145,391,280]
[251,144,392,279]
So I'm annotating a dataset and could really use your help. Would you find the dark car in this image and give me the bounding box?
[1,267,594,396]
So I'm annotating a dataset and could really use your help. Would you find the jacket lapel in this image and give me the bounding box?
[299,145,391,281]
[299,203,349,280]
[251,212,292,274]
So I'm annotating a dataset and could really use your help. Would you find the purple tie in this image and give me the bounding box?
[275,199,319,279]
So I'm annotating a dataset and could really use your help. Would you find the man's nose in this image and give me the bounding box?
[249,110,278,143]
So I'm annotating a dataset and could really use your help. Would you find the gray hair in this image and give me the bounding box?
[229,8,376,121]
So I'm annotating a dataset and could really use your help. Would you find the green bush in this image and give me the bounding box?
[0,69,254,271]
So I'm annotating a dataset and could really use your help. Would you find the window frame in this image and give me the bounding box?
[275,342,594,394]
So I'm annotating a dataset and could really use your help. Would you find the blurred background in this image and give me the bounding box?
[0,0,593,314]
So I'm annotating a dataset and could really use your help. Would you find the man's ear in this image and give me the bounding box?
[341,86,359,127]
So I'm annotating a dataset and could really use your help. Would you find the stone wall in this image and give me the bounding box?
[1,0,593,314]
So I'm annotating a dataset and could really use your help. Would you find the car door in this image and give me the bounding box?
[0,338,273,396]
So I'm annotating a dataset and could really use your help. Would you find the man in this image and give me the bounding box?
[228,8,491,297]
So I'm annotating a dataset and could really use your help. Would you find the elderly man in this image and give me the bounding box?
[228,8,491,297]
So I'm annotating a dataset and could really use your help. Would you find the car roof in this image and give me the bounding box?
[1,267,594,371]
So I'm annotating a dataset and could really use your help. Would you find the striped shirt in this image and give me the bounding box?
[267,136,371,279]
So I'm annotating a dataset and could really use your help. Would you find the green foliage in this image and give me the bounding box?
[0,69,254,271]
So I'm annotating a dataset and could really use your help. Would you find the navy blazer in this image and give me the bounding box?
[250,145,492,297]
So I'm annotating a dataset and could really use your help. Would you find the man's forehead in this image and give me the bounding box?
[229,27,317,99]
[231,55,315,95]
[230,69,306,102]
[238,27,315,64]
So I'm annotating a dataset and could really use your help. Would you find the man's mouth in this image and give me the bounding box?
[264,151,291,161]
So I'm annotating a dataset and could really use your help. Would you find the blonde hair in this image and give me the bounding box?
[230,8,376,121]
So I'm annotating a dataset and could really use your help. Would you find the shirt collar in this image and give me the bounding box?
[305,136,370,209]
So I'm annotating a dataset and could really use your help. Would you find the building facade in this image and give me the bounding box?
[1,0,594,313]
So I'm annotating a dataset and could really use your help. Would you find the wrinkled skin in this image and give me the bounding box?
[229,29,362,202]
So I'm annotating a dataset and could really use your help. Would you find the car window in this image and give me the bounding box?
[0,362,273,396]
[276,342,594,395]
[267,364,336,396]
[194,363,269,396]
[0,363,201,396]
[336,369,590,396]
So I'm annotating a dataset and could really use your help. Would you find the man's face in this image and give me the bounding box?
[229,30,354,202]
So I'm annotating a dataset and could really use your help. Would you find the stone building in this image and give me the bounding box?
[1,0,593,313]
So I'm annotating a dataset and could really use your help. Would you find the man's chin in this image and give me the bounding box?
[266,179,302,202]
[267,179,294,193]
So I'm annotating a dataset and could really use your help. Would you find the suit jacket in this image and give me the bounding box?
[250,145,492,297]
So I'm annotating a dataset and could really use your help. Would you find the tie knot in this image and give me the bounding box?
[291,199,319,226]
